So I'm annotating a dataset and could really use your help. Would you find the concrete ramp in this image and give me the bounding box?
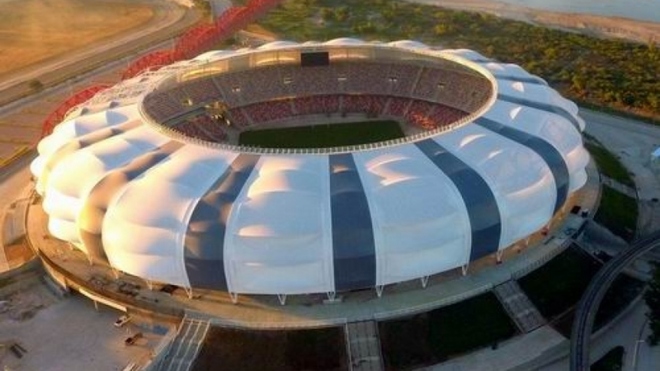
[346,321,383,371]
[160,318,210,371]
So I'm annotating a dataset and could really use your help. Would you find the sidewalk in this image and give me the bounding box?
[0,175,35,273]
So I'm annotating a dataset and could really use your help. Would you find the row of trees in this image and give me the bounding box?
[645,265,660,345]
[258,0,660,123]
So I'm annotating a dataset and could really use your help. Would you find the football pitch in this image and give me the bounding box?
[238,120,405,148]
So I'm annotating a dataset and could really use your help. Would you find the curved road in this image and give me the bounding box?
[570,230,660,371]
[0,0,200,107]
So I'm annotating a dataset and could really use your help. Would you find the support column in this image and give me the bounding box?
[184,287,193,299]
[420,276,429,288]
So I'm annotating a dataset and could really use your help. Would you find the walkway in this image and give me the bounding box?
[159,318,210,371]
[0,153,35,273]
[493,280,546,333]
[346,321,384,371]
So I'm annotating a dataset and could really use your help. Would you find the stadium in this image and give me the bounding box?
[30,38,589,302]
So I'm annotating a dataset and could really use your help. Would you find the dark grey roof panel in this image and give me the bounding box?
[498,94,581,131]
[329,154,376,291]
[184,154,259,291]
[476,117,569,214]
[415,139,501,261]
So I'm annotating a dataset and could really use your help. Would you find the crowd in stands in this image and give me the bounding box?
[169,93,470,141]
[342,95,388,117]
[413,67,443,101]
[435,72,492,113]
[385,97,411,117]
[280,65,339,96]
[182,79,223,105]
[293,95,341,115]
[242,99,294,123]
[405,100,437,130]
[235,94,468,131]
[386,63,421,96]
[243,66,290,102]
[428,104,470,127]
[143,92,185,122]
[343,63,392,94]
[144,60,488,134]
[227,107,249,127]
[173,113,228,142]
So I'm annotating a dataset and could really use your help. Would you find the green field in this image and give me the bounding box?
[192,326,346,371]
[379,293,517,369]
[239,120,405,148]
[594,186,638,241]
[591,346,624,371]
[518,246,601,329]
[584,141,635,187]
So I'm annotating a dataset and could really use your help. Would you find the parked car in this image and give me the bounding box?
[114,314,131,328]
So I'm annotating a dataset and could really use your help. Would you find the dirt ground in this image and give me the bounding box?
[0,276,162,370]
[0,0,155,79]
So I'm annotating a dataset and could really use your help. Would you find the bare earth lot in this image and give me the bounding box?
[0,0,195,166]
[0,0,155,79]
[0,278,160,370]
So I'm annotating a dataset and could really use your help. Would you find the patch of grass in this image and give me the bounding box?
[519,246,601,321]
[0,277,15,288]
[551,274,645,337]
[591,346,624,371]
[239,120,404,148]
[584,142,634,187]
[595,274,644,331]
[192,326,346,371]
[594,186,638,242]
[379,293,517,370]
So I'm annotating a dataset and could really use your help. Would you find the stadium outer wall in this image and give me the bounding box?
[29,39,590,303]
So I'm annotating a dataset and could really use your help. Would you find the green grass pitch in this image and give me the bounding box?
[238,120,405,148]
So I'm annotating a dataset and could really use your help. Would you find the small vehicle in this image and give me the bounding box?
[124,332,143,346]
[114,314,131,328]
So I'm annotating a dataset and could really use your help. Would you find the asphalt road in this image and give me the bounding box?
[569,108,660,371]
[582,108,660,236]
[570,230,660,371]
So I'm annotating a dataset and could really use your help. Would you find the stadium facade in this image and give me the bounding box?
[30,39,589,299]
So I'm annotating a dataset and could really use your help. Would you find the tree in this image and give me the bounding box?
[192,0,211,17]
[644,263,660,345]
